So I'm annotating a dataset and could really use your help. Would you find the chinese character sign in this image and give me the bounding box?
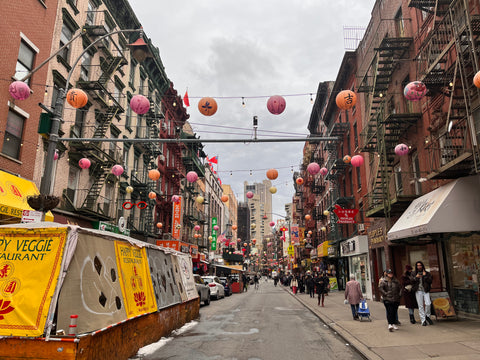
[114,242,157,318]
[211,217,217,251]
[0,228,67,336]
[291,225,299,245]
[172,196,183,239]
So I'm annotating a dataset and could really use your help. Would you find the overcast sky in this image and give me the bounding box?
[129,0,376,220]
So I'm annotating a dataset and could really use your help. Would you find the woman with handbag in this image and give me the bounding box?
[401,264,418,324]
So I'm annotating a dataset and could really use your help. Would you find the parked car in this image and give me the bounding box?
[219,277,232,296]
[194,274,210,306]
[201,276,225,299]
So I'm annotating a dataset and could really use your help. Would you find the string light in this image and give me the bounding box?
[249,170,252,176]
[242,97,245,107]
[310,93,313,103]
[230,171,233,176]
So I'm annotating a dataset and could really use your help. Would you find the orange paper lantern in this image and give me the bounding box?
[148,191,156,199]
[232,225,237,230]
[156,222,163,229]
[148,169,161,181]
[66,88,88,109]
[198,97,218,116]
[221,195,229,202]
[305,214,311,221]
[266,169,278,180]
[296,177,304,185]
[335,90,357,110]
[474,71,480,88]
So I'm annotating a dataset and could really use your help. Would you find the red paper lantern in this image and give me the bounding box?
[213,225,219,231]
[66,88,88,108]
[335,90,357,110]
[307,162,320,175]
[404,81,427,101]
[171,195,180,203]
[194,225,201,231]
[148,169,161,181]
[246,191,254,199]
[269,221,275,227]
[267,95,286,115]
[9,81,31,100]
[320,167,328,176]
[395,143,409,156]
[130,94,150,115]
[198,97,218,116]
[351,155,364,167]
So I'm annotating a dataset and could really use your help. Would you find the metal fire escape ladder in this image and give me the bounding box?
[80,164,110,212]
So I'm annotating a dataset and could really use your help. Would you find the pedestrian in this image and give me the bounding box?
[345,274,363,320]
[242,273,248,292]
[306,274,315,298]
[411,261,434,326]
[379,269,402,332]
[401,264,418,324]
[254,274,259,290]
[316,271,330,306]
[291,276,298,294]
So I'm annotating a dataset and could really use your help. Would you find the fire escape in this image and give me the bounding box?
[358,26,418,219]
[411,0,480,179]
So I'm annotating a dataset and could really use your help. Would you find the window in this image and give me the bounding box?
[72,109,85,137]
[113,84,122,105]
[411,152,422,195]
[394,164,403,194]
[14,41,36,84]
[123,146,129,171]
[66,166,80,206]
[356,167,362,190]
[353,123,359,150]
[104,182,114,216]
[139,75,145,95]
[2,110,25,159]
[59,23,73,61]
[125,93,132,128]
[129,61,136,86]
[80,52,92,81]
[102,22,111,49]
[86,2,96,25]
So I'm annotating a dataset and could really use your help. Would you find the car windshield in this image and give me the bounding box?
[202,278,213,284]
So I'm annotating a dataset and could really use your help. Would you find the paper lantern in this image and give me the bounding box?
[208,236,213,241]
[267,95,286,115]
[395,143,409,156]
[196,196,204,204]
[251,224,256,229]
[296,177,304,185]
[194,234,199,238]
[186,171,198,183]
[246,191,254,199]
[232,225,237,230]
[54,151,59,161]
[307,234,311,238]
[194,225,201,231]
[269,186,277,194]
[305,214,311,221]
[243,242,247,247]
[213,225,219,231]
[8,81,31,100]
[321,226,327,232]
[308,230,313,235]
[237,238,241,242]
[336,90,357,110]
[198,97,217,116]
[266,169,279,180]
[474,71,480,88]
[343,155,351,164]
[111,165,124,176]
[269,221,275,227]
[130,94,150,115]
[148,191,156,199]
[307,162,320,175]
[323,210,330,216]
[156,222,163,229]
[221,195,229,203]
[252,239,256,244]
[78,158,90,169]
[320,167,328,176]
[350,155,364,167]
[147,169,160,181]
[126,186,134,194]
[404,81,427,101]
[66,88,88,108]
[171,195,180,203]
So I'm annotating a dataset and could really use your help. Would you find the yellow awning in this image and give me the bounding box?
[0,170,54,221]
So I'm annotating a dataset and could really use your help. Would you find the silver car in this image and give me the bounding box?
[201,276,225,299]
[194,274,210,305]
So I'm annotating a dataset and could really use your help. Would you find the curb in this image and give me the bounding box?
[283,286,383,360]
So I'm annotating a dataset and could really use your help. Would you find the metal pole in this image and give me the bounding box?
[59,136,339,143]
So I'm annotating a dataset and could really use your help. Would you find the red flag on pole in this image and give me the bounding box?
[183,90,190,107]
[207,156,218,164]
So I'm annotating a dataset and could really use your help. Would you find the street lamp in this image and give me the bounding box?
[24,27,151,216]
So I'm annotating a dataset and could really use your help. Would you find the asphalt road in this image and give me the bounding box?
[131,280,363,360]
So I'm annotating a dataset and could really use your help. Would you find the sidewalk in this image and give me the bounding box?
[285,286,480,360]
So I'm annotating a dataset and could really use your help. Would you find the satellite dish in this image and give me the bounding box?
[118,217,126,233]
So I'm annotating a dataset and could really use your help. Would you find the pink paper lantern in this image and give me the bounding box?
[9,81,31,100]
[194,225,200,231]
[246,191,254,199]
[130,94,150,115]
[54,150,59,161]
[79,158,91,169]
[269,221,275,227]
[171,195,180,203]
[404,81,427,101]
[111,165,124,176]
[395,143,409,156]
[213,225,219,231]
[307,162,320,175]
[320,167,328,176]
[350,155,364,167]
[186,171,198,183]
[267,95,286,115]
[267,242,273,246]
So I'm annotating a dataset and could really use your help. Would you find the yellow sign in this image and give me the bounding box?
[115,242,157,318]
[0,227,66,336]
[288,245,294,256]
[317,241,329,257]
[0,170,53,221]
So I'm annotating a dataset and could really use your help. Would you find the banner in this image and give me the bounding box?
[146,248,182,310]
[172,197,183,240]
[174,253,198,301]
[211,217,217,251]
[0,228,66,336]
[171,255,188,301]
[57,233,127,334]
[291,225,299,245]
[115,242,157,318]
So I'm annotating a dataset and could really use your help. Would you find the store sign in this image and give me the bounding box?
[341,238,358,256]
[327,245,336,257]
[211,217,217,251]
[288,245,294,255]
[291,225,299,245]
[367,220,388,247]
[172,196,183,240]
[333,205,359,224]
[21,209,42,223]
[94,221,130,236]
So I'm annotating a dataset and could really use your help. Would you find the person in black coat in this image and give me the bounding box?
[401,264,418,324]
[411,261,433,326]
[306,274,315,298]
[315,271,330,306]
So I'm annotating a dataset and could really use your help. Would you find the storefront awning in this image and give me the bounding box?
[0,170,54,222]
[387,174,480,241]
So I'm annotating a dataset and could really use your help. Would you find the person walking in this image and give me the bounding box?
[316,271,330,306]
[306,274,315,298]
[411,261,434,326]
[379,269,402,332]
[291,276,298,294]
[345,274,363,320]
[254,274,259,290]
[401,264,418,324]
[242,273,248,292]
